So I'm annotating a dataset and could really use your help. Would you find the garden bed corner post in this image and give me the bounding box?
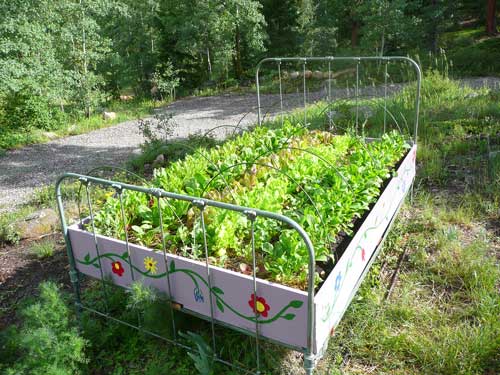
[55,174,83,322]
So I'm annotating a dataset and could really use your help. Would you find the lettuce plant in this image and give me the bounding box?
[90,122,409,288]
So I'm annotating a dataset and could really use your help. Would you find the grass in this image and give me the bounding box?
[0,97,168,151]
[440,26,500,77]
[1,72,499,374]
[29,239,56,259]
[318,193,500,375]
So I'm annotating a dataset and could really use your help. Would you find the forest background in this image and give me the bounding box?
[0,0,499,151]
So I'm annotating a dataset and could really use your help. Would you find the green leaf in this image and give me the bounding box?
[211,286,224,295]
[282,313,296,320]
[216,298,224,313]
[316,254,327,262]
[131,225,144,234]
[289,300,303,309]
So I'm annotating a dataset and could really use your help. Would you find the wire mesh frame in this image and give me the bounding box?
[56,172,315,375]
[255,56,422,145]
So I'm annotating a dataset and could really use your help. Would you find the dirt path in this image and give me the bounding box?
[0,94,263,212]
[0,77,498,212]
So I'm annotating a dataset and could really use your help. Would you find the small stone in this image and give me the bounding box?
[152,154,165,168]
[290,71,300,80]
[68,124,78,134]
[312,70,323,79]
[465,92,479,99]
[102,111,117,120]
[16,208,59,240]
[304,70,313,79]
[43,131,58,140]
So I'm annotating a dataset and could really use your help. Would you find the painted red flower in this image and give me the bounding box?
[248,294,270,318]
[111,261,125,277]
[361,248,366,262]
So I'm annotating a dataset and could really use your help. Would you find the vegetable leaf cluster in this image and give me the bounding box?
[91,122,409,288]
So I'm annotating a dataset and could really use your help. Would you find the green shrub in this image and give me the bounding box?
[0,212,21,245]
[0,282,88,375]
[3,90,64,131]
[30,239,56,259]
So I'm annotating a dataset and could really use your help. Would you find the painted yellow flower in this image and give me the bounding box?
[144,256,157,274]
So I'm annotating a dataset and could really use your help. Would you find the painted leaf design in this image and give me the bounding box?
[84,253,91,263]
[289,300,303,309]
[282,313,296,320]
[211,286,224,295]
[169,260,176,273]
[121,251,129,259]
[216,298,224,313]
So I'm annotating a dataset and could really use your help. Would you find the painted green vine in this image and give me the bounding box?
[320,157,414,323]
[77,252,303,324]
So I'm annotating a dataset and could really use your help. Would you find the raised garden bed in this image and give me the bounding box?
[63,122,416,355]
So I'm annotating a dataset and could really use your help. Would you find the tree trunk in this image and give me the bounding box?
[486,0,498,35]
[234,25,242,80]
[351,20,360,47]
[206,47,212,80]
[233,6,243,80]
[80,0,91,118]
[430,0,439,52]
[380,30,385,57]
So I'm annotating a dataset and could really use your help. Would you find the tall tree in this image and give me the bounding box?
[0,0,65,100]
[486,0,498,35]
[160,0,265,86]
[260,0,301,56]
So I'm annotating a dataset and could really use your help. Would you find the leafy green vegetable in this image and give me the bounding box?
[91,121,409,289]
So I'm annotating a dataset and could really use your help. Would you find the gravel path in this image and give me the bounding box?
[1,76,499,212]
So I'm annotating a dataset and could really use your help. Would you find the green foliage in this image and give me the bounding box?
[138,112,177,150]
[0,206,38,245]
[1,0,498,154]
[30,239,56,259]
[0,282,87,374]
[324,195,500,375]
[91,122,408,287]
[126,281,158,311]
[0,218,20,246]
[0,97,161,151]
[159,0,266,86]
[3,90,64,131]
[151,61,180,100]
[179,332,214,375]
